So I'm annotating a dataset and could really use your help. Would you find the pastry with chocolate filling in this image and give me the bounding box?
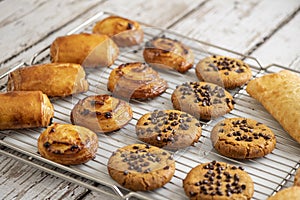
[38,123,98,165]
[107,143,175,191]
[136,110,202,150]
[171,82,234,120]
[143,36,194,73]
[71,94,132,133]
[183,161,254,200]
[107,62,167,99]
[92,16,144,47]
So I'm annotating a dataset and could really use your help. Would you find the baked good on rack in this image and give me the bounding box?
[0,91,54,130]
[195,55,252,89]
[38,123,98,165]
[211,118,276,159]
[183,161,254,200]
[267,186,300,200]
[71,94,132,133]
[294,168,300,186]
[107,143,175,191]
[246,70,300,144]
[143,36,194,73]
[171,82,234,120]
[7,63,89,97]
[92,16,144,47]
[107,62,168,99]
[50,33,119,68]
[136,110,202,150]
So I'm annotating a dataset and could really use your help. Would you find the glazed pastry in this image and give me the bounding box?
[107,62,168,99]
[143,36,194,73]
[107,143,175,191]
[38,123,98,165]
[92,16,144,47]
[71,94,133,133]
[7,63,89,97]
[50,33,119,68]
[0,91,54,130]
[267,187,300,200]
[195,55,252,89]
[246,70,300,143]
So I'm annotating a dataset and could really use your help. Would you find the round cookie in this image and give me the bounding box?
[267,186,300,200]
[171,82,235,120]
[136,110,202,150]
[211,118,276,159]
[294,168,300,186]
[195,55,252,89]
[107,143,175,191]
[183,161,254,200]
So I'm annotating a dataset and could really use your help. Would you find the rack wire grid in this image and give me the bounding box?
[0,11,300,200]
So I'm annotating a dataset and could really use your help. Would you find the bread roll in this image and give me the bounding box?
[246,70,300,143]
[0,91,54,130]
[7,63,89,97]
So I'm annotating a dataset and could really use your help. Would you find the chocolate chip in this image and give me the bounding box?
[43,142,51,148]
[143,122,149,125]
[104,112,112,119]
[70,145,79,151]
[189,191,197,197]
[163,166,170,170]
[127,22,133,30]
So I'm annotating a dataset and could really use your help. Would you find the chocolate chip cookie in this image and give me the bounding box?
[211,118,276,159]
[171,82,235,120]
[183,161,254,200]
[107,143,175,191]
[267,186,300,200]
[195,55,252,89]
[136,110,202,150]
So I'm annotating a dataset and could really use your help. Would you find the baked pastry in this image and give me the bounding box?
[246,70,300,144]
[71,94,132,133]
[50,33,119,68]
[267,186,300,200]
[38,123,98,165]
[92,16,144,47]
[107,143,175,191]
[0,91,54,130]
[211,118,276,159]
[171,82,234,120]
[183,161,254,200]
[136,110,202,150]
[107,62,167,99]
[195,55,252,89]
[143,36,194,73]
[294,168,300,186]
[7,63,89,97]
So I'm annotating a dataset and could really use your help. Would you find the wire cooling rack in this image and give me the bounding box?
[0,11,300,200]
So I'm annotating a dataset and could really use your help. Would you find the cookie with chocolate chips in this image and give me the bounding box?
[183,161,254,200]
[107,144,175,191]
[211,118,276,159]
[136,110,202,150]
[171,82,235,120]
[195,55,252,89]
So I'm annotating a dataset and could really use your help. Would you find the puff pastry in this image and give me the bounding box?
[38,123,98,165]
[246,70,300,143]
[0,91,54,130]
[71,94,133,133]
[50,33,119,68]
[7,63,89,97]
[92,16,144,47]
[107,62,168,99]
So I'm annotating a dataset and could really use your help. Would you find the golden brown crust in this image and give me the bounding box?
[143,36,194,73]
[171,82,234,120]
[107,143,175,191]
[70,94,132,133]
[195,55,252,89]
[92,16,144,47]
[294,168,300,186]
[267,186,300,200]
[246,70,300,144]
[50,33,119,68]
[107,62,168,99]
[0,91,54,130]
[37,123,98,165]
[7,63,89,97]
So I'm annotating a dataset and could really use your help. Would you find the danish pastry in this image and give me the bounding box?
[50,33,119,68]
[38,123,98,165]
[107,62,168,99]
[70,94,133,133]
[92,16,144,47]
[7,63,89,97]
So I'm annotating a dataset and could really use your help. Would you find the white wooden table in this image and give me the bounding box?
[0,0,299,199]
